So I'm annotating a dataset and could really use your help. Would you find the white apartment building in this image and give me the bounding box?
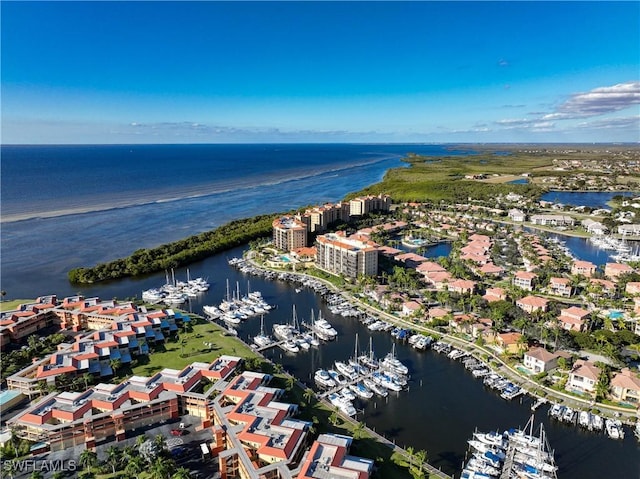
[316,232,378,278]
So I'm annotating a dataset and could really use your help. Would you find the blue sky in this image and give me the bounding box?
[2,1,639,144]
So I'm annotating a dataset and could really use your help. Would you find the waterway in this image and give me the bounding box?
[540,191,637,209]
[35,243,637,479]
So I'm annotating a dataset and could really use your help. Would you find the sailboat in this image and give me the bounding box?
[253,315,274,348]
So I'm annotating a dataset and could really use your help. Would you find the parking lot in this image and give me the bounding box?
[4,415,219,479]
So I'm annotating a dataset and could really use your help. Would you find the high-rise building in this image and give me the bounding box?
[315,232,378,278]
[272,216,308,252]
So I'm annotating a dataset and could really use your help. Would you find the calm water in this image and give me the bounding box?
[2,144,638,477]
[540,191,637,209]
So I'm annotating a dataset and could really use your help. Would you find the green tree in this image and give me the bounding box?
[352,421,366,440]
[105,445,121,474]
[124,455,146,477]
[172,467,192,479]
[79,449,98,472]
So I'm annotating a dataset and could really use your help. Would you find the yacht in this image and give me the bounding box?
[349,381,374,399]
[253,316,274,348]
[314,369,336,388]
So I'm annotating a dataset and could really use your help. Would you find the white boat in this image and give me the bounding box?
[349,382,374,399]
[380,345,409,376]
[363,378,388,397]
[314,369,336,388]
[335,361,358,380]
[203,305,221,319]
[253,316,274,348]
[281,340,300,353]
[340,388,356,401]
[328,369,348,386]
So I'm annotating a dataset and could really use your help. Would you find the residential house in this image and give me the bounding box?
[523,347,563,373]
[478,263,504,277]
[625,282,640,296]
[571,260,596,278]
[610,368,640,405]
[530,214,575,227]
[483,288,507,303]
[558,306,590,332]
[508,209,526,222]
[549,277,572,297]
[447,279,477,295]
[495,332,527,355]
[581,219,608,235]
[605,262,634,281]
[516,295,549,314]
[588,278,616,297]
[401,301,422,318]
[567,360,601,395]
[513,271,537,291]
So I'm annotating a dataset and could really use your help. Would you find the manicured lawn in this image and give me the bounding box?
[0,299,34,312]
[129,318,260,377]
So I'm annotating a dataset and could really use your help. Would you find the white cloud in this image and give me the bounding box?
[542,81,640,120]
[576,115,640,130]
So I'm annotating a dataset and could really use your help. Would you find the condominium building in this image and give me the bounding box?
[272,216,308,252]
[299,202,350,233]
[8,356,242,451]
[348,194,391,217]
[315,232,378,278]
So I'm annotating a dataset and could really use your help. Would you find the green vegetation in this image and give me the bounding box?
[68,213,280,284]
[0,299,34,312]
[129,318,261,377]
[350,152,547,203]
[1,333,68,383]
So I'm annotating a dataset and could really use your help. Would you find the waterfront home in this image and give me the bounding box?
[618,223,640,236]
[394,252,428,268]
[625,282,640,296]
[349,193,391,216]
[605,262,635,281]
[493,332,526,355]
[365,285,390,306]
[516,295,549,314]
[447,279,477,295]
[416,261,446,276]
[483,287,507,303]
[377,245,403,258]
[558,306,590,332]
[470,318,493,338]
[513,271,537,291]
[291,246,317,263]
[427,307,450,321]
[523,347,564,373]
[572,260,597,277]
[610,368,640,405]
[530,214,575,227]
[401,300,423,317]
[508,208,526,222]
[582,219,608,235]
[449,314,475,333]
[298,434,374,479]
[548,277,572,297]
[567,360,601,395]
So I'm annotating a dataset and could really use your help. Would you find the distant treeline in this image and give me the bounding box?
[67,213,279,284]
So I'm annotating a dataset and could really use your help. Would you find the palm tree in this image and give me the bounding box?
[286,375,295,391]
[415,448,428,472]
[125,455,146,477]
[29,472,44,479]
[106,445,121,474]
[79,449,98,472]
[153,434,167,452]
[149,455,174,479]
[303,388,314,406]
[352,421,366,440]
[405,445,415,469]
[172,467,192,479]
[329,409,339,426]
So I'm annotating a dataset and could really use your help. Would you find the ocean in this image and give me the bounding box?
[0,143,472,298]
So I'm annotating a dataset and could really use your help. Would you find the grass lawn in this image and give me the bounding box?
[129,318,261,377]
[0,299,34,312]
